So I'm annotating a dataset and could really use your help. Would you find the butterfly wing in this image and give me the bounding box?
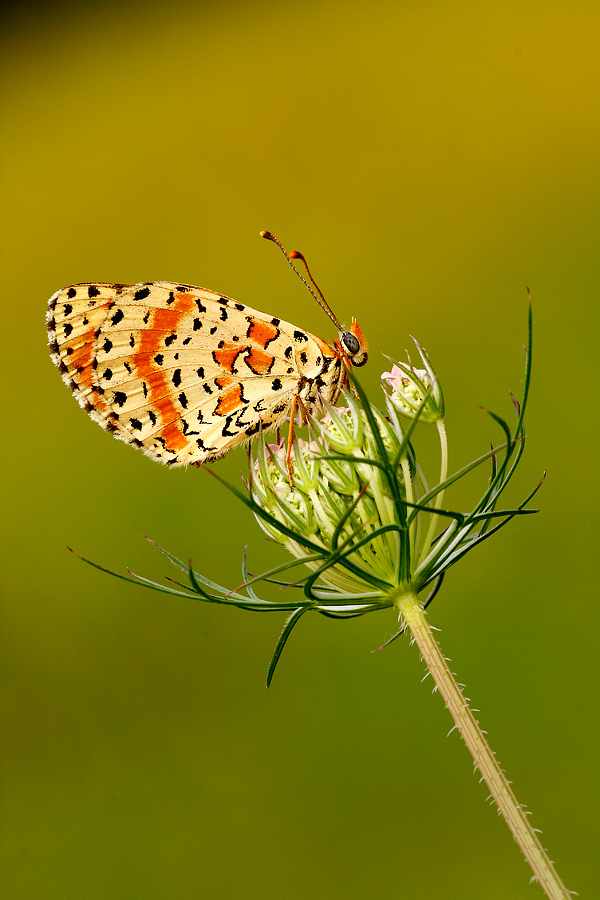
[47,281,332,466]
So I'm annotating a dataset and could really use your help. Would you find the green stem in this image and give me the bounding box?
[417,417,448,566]
[395,592,571,900]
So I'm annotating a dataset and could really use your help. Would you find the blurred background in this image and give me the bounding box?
[1,1,598,897]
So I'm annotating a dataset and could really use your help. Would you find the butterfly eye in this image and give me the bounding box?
[341,331,360,355]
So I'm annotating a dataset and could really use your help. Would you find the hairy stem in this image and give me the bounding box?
[395,592,571,900]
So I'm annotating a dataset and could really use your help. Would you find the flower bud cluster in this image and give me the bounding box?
[251,397,406,599]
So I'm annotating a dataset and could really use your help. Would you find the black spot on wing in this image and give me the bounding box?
[134,287,151,301]
[222,416,236,437]
[67,287,77,299]
[196,437,217,451]
[181,419,199,437]
[88,286,100,298]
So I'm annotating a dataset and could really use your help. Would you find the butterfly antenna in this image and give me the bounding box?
[260,230,342,329]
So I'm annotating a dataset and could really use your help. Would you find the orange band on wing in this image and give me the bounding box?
[213,342,248,373]
[132,293,196,452]
[245,346,274,375]
[247,318,279,348]
[215,383,244,416]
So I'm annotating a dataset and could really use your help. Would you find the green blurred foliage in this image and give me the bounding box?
[1,0,598,897]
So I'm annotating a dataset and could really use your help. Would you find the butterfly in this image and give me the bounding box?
[46,232,368,469]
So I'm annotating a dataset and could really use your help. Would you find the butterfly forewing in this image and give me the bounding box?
[47,281,344,466]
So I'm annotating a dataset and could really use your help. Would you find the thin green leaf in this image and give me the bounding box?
[422,572,445,609]
[346,372,403,510]
[426,476,544,580]
[146,538,229,595]
[332,482,371,551]
[514,303,533,440]
[266,607,310,687]
[241,546,261,602]
[371,626,406,652]
[312,453,388,473]
[407,441,511,525]
[234,553,325,594]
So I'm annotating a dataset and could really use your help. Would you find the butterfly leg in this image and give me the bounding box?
[285,393,300,486]
[285,393,313,486]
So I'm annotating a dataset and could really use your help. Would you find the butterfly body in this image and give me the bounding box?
[47,281,367,466]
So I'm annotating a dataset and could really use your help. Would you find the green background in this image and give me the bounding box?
[1,1,598,897]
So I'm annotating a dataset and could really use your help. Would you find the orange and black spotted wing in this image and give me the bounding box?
[47,281,344,466]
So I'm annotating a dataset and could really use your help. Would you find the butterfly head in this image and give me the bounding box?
[339,318,368,368]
